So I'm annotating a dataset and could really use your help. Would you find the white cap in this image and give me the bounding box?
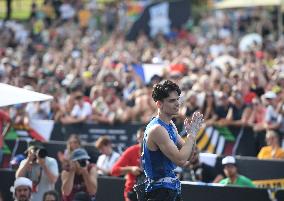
[14,177,32,189]
[222,156,236,165]
[263,91,277,99]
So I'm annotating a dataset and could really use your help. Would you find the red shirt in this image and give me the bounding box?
[244,92,257,104]
[111,144,141,201]
[0,109,10,148]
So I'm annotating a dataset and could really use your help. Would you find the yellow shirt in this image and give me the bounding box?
[42,5,56,19]
[257,146,284,160]
[78,9,91,28]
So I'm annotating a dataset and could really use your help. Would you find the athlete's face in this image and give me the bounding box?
[159,91,180,117]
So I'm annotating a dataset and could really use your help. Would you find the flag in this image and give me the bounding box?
[126,0,191,41]
[133,63,166,84]
[196,126,229,155]
[5,120,54,142]
[29,119,54,141]
[127,1,146,21]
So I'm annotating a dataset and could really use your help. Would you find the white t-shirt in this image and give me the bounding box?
[25,101,51,120]
[265,105,282,124]
[59,3,75,20]
[18,157,59,201]
[96,151,120,175]
[71,102,92,119]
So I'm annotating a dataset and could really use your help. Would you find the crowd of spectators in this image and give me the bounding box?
[1,2,284,151]
[1,1,284,200]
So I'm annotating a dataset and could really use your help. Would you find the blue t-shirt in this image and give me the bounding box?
[142,117,181,193]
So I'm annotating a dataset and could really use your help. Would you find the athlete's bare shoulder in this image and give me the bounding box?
[146,124,168,151]
[148,124,167,136]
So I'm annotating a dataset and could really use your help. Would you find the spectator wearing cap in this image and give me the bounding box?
[262,91,282,131]
[11,177,33,201]
[219,156,255,188]
[61,148,97,201]
[16,141,59,201]
[252,91,283,149]
[257,130,284,160]
[95,136,120,175]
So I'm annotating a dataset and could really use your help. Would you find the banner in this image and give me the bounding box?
[253,178,284,189]
[195,125,267,156]
[51,123,143,153]
[196,126,226,155]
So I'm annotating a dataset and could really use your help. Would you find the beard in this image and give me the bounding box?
[16,195,30,201]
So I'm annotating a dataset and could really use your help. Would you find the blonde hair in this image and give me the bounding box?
[266,130,278,139]
[67,134,82,154]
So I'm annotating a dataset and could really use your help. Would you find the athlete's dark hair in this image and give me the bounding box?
[152,80,181,102]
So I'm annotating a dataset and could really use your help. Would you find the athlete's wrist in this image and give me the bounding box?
[186,134,195,142]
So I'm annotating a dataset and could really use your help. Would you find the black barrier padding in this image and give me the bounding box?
[210,156,284,181]
[96,176,125,201]
[0,170,275,201]
[181,183,271,201]
[235,157,284,180]
[50,122,143,153]
[232,126,258,156]
[50,122,66,141]
[276,189,284,201]
[0,169,15,201]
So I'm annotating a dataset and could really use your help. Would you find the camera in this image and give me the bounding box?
[36,148,48,158]
[78,159,87,167]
